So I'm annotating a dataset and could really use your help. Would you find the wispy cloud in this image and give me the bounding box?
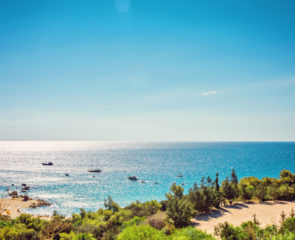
[201,90,217,96]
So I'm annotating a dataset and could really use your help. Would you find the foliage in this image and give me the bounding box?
[2,169,295,239]
[168,226,215,240]
[214,221,247,240]
[104,196,120,213]
[117,224,166,240]
[118,225,215,240]
[166,183,196,228]
[125,200,161,218]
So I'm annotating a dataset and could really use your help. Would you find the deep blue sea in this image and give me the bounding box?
[1,142,295,216]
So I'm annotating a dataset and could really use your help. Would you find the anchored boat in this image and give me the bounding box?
[42,162,53,166]
[88,169,102,173]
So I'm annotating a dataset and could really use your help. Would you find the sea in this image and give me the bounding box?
[0,141,295,216]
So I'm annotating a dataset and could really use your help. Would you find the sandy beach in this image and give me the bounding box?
[192,200,295,235]
[3,197,295,236]
[0,197,50,219]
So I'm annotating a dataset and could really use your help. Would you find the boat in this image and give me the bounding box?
[177,174,183,177]
[128,176,138,181]
[22,186,30,191]
[88,169,102,173]
[42,162,53,166]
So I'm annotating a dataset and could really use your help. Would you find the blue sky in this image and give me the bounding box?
[0,0,295,141]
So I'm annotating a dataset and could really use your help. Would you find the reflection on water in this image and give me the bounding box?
[1,141,295,215]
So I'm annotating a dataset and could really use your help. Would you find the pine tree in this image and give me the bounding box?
[231,168,238,185]
[104,196,120,212]
[215,172,220,191]
[166,184,196,227]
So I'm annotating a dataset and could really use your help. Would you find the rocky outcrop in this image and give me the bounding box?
[8,191,18,198]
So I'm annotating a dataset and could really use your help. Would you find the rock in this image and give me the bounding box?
[36,199,51,207]
[9,191,18,197]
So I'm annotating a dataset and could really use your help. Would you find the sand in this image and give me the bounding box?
[2,197,295,234]
[192,200,295,235]
[0,197,50,219]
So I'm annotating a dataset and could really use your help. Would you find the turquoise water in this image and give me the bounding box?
[1,141,295,216]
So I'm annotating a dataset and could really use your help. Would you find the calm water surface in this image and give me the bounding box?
[0,141,295,215]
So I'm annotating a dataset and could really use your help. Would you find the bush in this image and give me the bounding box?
[121,216,145,229]
[0,226,37,240]
[169,226,215,240]
[60,231,96,240]
[281,217,295,233]
[214,221,247,240]
[166,184,196,228]
[125,200,161,217]
[117,224,166,240]
[149,218,166,230]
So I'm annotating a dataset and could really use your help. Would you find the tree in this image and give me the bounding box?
[239,184,254,201]
[280,169,294,185]
[166,183,184,199]
[104,196,120,212]
[221,177,236,204]
[215,172,220,191]
[214,221,247,240]
[281,216,295,233]
[188,178,221,212]
[231,168,238,185]
[166,184,196,228]
[166,197,195,228]
[256,183,267,202]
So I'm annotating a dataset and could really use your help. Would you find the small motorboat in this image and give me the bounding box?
[42,162,53,166]
[128,176,138,181]
[88,169,102,173]
[177,174,183,177]
[22,186,30,191]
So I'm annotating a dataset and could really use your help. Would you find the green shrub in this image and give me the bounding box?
[117,224,166,240]
[121,216,145,229]
[214,221,247,240]
[169,227,215,240]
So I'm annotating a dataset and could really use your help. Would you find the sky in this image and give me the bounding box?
[0,0,295,141]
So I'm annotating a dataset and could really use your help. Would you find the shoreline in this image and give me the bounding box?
[3,196,295,233]
[0,197,51,219]
[192,200,295,235]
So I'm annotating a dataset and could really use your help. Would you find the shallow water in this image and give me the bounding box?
[0,141,295,216]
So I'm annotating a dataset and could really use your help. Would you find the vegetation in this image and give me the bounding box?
[214,210,295,240]
[2,169,295,239]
